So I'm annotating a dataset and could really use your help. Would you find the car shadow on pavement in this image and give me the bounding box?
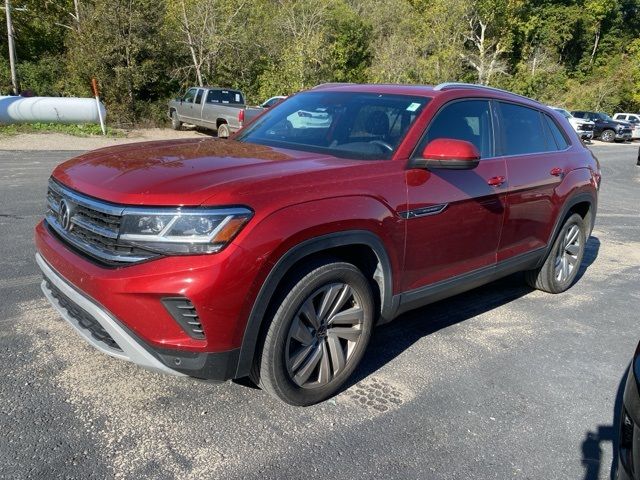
[580,367,628,480]
[347,235,601,390]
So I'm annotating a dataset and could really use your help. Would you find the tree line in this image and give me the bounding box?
[1,0,639,126]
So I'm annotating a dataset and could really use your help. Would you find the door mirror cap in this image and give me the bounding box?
[412,138,481,170]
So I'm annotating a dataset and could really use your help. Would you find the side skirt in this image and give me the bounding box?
[395,248,545,316]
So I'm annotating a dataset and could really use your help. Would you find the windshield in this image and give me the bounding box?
[236,91,430,160]
[597,113,613,121]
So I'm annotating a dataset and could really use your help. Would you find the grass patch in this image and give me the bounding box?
[0,123,125,137]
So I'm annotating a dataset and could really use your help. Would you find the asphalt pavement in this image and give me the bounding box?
[0,143,638,479]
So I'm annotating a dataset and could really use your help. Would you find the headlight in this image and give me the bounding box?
[119,207,252,254]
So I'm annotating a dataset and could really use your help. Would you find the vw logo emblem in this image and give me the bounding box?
[59,199,74,231]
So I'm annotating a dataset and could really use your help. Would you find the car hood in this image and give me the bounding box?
[52,138,360,206]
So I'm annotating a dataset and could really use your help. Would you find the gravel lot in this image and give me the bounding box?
[0,142,638,479]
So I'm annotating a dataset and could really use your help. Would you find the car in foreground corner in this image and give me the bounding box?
[617,342,640,479]
[36,82,600,405]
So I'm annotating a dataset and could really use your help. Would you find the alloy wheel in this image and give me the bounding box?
[554,224,581,283]
[285,282,364,389]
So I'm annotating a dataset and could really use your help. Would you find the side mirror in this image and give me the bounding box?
[411,138,480,170]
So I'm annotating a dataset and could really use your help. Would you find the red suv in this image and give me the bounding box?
[36,83,601,405]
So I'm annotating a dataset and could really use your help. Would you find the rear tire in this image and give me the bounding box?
[600,129,615,143]
[170,110,182,131]
[217,123,230,138]
[525,213,586,293]
[253,260,375,406]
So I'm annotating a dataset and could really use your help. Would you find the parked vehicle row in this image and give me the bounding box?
[41,82,600,405]
[550,107,595,141]
[571,111,633,143]
[169,86,639,144]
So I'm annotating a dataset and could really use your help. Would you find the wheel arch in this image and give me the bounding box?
[234,230,398,378]
[538,190,597,268]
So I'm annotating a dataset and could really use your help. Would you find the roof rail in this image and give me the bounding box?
[433,82,540,104]
[311,83,355,90]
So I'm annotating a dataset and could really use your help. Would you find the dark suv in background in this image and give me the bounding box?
[36,83,601,405]
[571,111,632,142]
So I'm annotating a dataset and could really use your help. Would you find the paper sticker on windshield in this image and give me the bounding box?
[235,93,240,102]
[406,102,421,112]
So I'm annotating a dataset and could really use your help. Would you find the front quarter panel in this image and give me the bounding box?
[230,195,405,377]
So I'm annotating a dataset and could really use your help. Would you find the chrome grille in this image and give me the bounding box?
[45,179,157,265]
[578,124,594,132]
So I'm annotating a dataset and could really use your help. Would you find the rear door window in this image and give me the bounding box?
[497,102,547,155]
[543,114,569,150]
[194,89,204,105]
[419,100,494,158]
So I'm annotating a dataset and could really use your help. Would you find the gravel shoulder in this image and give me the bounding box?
[0,128,210,151]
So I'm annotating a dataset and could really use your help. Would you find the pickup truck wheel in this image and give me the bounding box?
[525,213,586,293]
[217,123,230,138]
[170,110,182,131]
[254,260,374,406]
[600,129,615,143]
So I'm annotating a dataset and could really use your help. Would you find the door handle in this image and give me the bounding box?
[487,175,506,187]
[550,167,563,177]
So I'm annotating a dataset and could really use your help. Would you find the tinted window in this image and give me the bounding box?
[183,88,197,103]
[236,92,429,160]
[419,100,493,158]
[194,89,203,105]
[572,111,585,119]
[498,102,547,155]
[543,114,569,150]
[206,89,244,105]
[617,115,627,120]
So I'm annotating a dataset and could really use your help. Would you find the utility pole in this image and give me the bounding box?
[4,0,20,95]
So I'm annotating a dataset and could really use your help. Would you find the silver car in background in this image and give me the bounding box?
[613,113,640,140]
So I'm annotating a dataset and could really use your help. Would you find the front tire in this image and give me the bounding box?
[255,261,375,406]
[525,213,586,293]
[170,110,182,131]
[600,129,615,143]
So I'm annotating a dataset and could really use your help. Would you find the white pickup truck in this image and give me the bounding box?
[168,87,264,138]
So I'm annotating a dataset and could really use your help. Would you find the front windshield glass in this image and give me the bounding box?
[236,91,430,160]
[598,113,613,121]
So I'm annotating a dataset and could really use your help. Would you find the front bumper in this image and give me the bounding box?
[34,218,266,380]
[37,253,240,380]
[579,131,594,140]
[616,132,633,141]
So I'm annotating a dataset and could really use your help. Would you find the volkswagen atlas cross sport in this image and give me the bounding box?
[36,83,601,406]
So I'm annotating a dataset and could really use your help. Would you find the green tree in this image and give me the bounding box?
[64,0,176,124]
